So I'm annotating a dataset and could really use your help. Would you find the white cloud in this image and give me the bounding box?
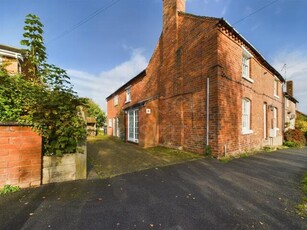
[272,50,307,114]
[67,48,148,112]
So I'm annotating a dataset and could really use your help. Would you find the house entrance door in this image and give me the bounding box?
[127,109,139,143]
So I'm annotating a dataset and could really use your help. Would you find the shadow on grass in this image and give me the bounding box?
[87,135,204,179]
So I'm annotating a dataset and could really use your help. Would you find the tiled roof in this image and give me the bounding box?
[284,92,299,103]
[106,69,146,100]
[0,44,24,54]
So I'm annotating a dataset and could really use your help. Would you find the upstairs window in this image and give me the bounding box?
[114,95,118,106]
[125,86,131,103]
[242,46,254,83]
[242,98,253,134]
[274,79,279,97]
[242,56,250,78]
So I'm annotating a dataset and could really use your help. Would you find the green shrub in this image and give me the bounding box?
[284,129,306,147]
[284,141,300,148]
[296,120,307,133]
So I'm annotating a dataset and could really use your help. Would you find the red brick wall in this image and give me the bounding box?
[2,56,20,74]
[215,26,284,156]
[0,125,42,188]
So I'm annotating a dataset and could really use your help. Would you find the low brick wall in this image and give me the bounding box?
[42,149,87,184]
[0,125,42,188]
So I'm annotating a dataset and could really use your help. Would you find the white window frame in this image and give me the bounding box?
[273,107,279,130]
[274,78,279,98]
[286,98,289,108]
[242,46,254,83]
[112,118,116,136]
[242,98,253,134]
[114,95,119,106]
[108,118,112,128]
[127,108,138,143]
[263,103,267,139]
[125,86,131,103]
[116,118,120,137]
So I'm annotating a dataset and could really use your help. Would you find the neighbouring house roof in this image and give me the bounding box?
[284,92,299,103]
[296,110,307,118]
[0,44,24,61]
[106,69,146,100]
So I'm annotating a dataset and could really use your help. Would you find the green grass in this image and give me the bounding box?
[219,152,254,163]
[296,172,307,217]
[146,146,204,163]
[218,145,287,163]
[0,185,20,195]
[87,136,204,179]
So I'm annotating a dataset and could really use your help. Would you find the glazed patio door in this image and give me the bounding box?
[128,109,139,143]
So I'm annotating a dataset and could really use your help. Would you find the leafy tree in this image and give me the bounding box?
[84,98,106,128]
[20,14,47,80]
[0,13,87,156]
[296,114,307,133]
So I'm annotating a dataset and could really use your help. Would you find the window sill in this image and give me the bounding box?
[274,95,280,99]
[128,139,138,144]
[125,100,131,104]
[242,130,253,135]
[242,76,254,83]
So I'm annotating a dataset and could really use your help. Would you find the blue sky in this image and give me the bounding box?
[1,0,306,113]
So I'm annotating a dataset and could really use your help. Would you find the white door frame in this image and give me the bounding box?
[127,108,139,143]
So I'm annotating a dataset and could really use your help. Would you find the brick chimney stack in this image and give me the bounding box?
[286,81,293,97]
[163,0,186,32]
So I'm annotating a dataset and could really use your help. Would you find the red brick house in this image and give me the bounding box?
[106,0,285,156]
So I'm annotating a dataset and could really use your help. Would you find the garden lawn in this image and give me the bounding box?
[87,135,204,179]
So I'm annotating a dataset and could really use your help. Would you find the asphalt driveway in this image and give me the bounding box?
[86,136,203,179]
[0,148,306,229]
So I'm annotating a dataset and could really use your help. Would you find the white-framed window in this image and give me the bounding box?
[128,108,138,143]
[125,86,131,103]
[286,98,289,107]
[263,103,267,139]
[242,46,254,83]
[242,98,253,134]
[273,107,278,130]
[108,118,112,127]
[274,79,279,97]
[114,95,118,106]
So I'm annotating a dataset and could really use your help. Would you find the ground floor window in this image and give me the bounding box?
[263,103,267,139]
[112,117,120,137]
[242,98,252,134]
[128,109,139,143]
